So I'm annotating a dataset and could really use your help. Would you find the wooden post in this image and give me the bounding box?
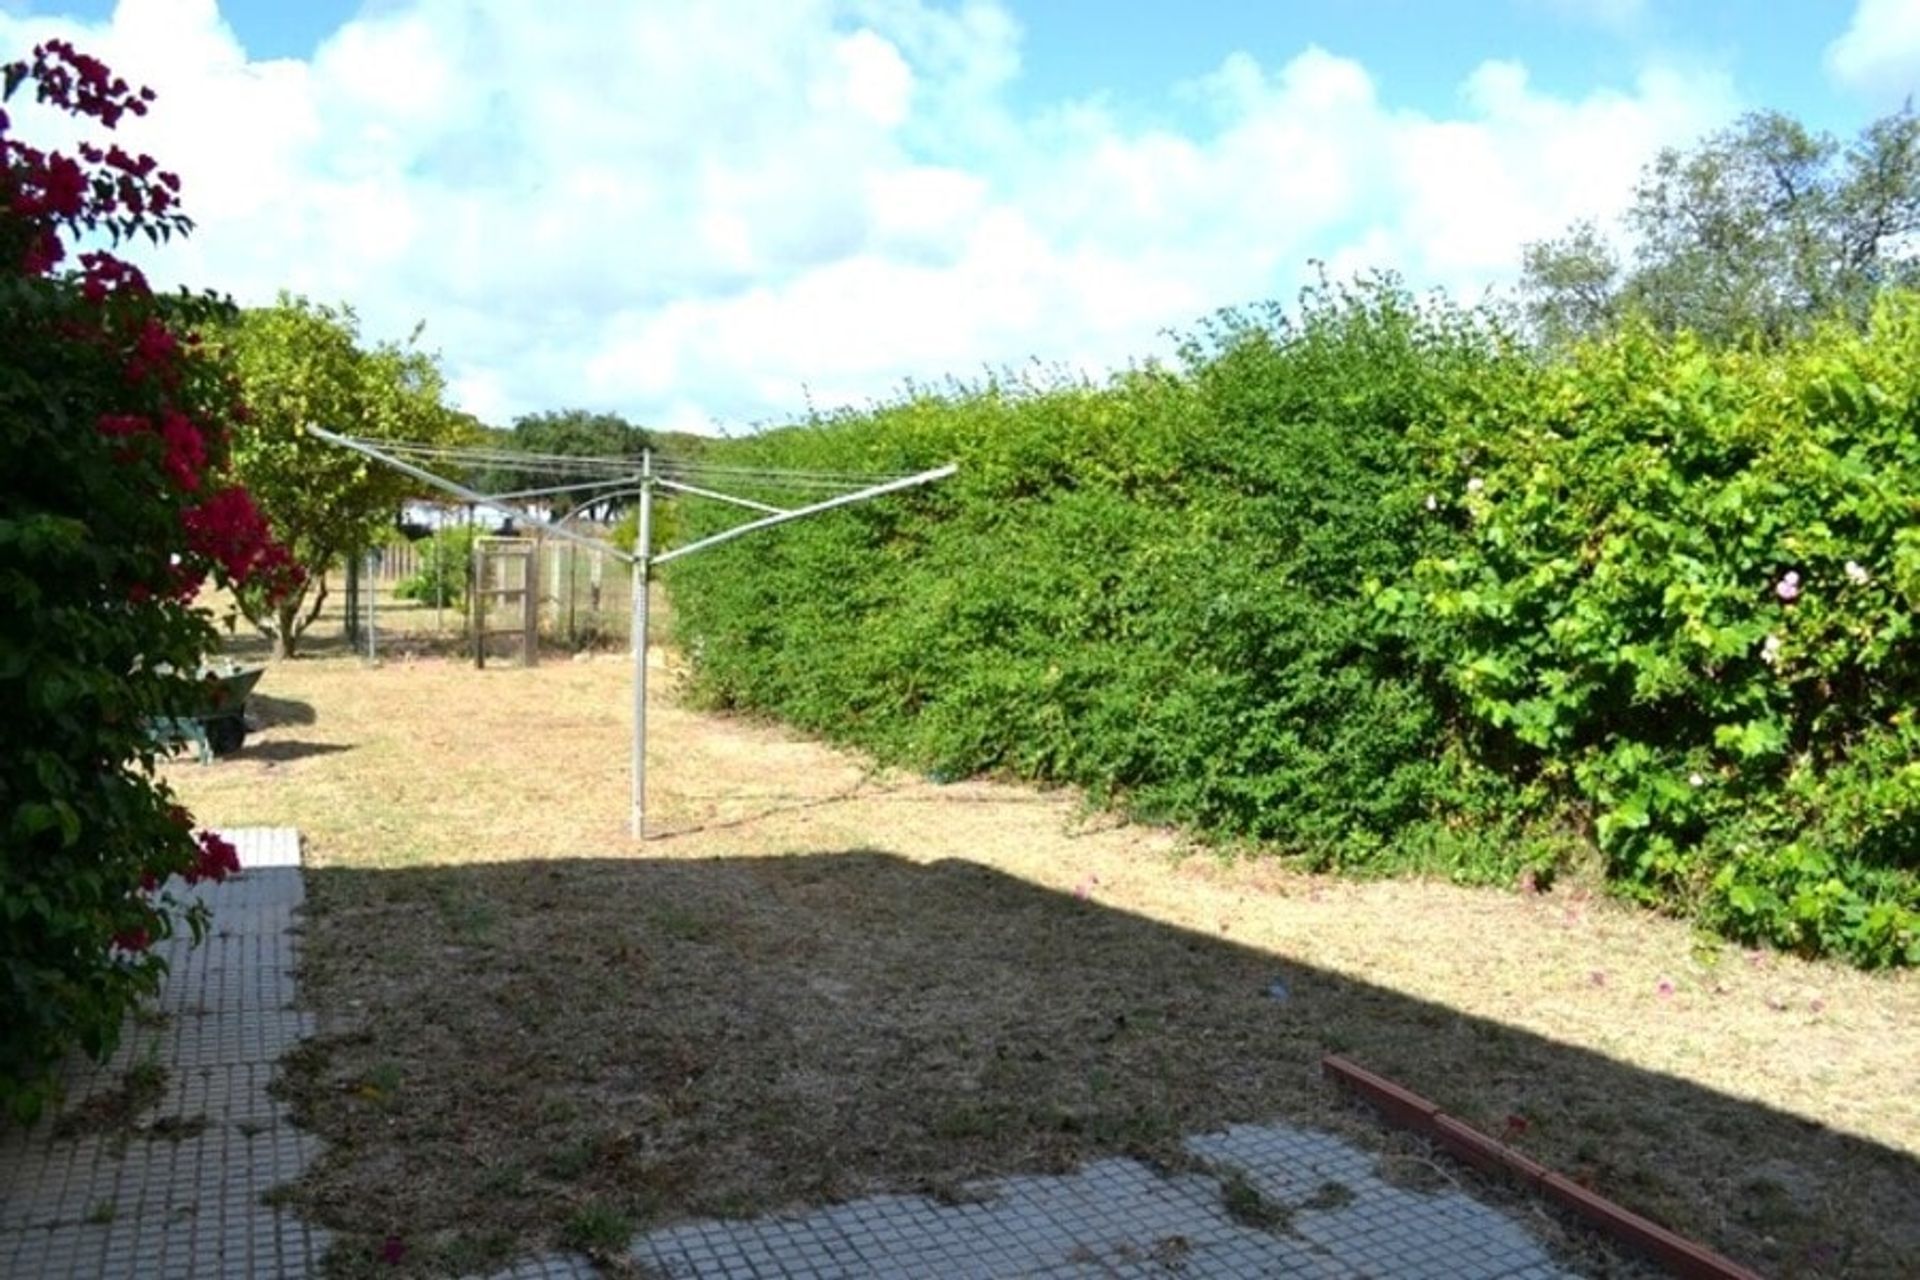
[524,538,540,668]
[365,548,378,663]
[471,528,484,671]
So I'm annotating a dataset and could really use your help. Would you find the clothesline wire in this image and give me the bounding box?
[380,444,622,464]
[331,434,926,497]
[660,461,921,483]
[379,444,637,475]
[658,472,900,496]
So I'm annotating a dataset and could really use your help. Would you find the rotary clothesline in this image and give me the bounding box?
[305,425,955,837]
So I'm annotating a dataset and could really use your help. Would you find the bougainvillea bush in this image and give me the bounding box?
[1,42,295,1120]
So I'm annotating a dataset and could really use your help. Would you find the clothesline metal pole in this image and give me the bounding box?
[632,448,653,839]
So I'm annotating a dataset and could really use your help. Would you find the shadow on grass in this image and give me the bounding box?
[247,692,317,728]
[232,740,353,765]
[276,852,1917,1279]
[645,780,1092,842]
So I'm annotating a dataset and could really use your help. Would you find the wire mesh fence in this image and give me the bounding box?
[333,534,635,659]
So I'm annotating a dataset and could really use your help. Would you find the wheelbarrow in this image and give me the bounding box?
[149,662,264,762]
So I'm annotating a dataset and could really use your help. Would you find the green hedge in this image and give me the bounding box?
[1406,300,1920,966]
[663,280,1920,967]
[668,281,1554,882]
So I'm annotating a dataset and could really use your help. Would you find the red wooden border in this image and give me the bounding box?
[1322,1054,1765,1280]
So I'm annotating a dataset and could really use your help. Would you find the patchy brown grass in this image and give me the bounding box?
[168,606,1920,1278]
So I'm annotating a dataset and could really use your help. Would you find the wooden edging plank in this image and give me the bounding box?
[1321,1054,1765,1280]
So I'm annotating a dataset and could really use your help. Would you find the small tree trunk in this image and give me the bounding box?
[275,596,299,659]
[263,574,329,660]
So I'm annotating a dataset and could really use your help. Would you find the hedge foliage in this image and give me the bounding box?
[665,278,1920,968]
[1404,298,1920,966]
[668,281,1559,882]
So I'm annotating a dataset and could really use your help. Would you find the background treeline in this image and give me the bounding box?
[663,107,1920,969]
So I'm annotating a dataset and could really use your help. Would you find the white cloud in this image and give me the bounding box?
[0,0,1738,431]
[1827,0,1920,100]
[819,29,915,127]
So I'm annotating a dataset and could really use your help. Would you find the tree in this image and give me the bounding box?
[497,409,648,515]
[1523,107,1920,345]
[219,296,458,657]
[2,42,294,1118]
[1518,221,1620,349]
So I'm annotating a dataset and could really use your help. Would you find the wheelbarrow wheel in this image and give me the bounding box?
[205,716,247,757]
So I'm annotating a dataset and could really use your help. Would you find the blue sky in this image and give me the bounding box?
[2,1,1916,430]
[7,1,1881,128]
[1020,2,1868,133]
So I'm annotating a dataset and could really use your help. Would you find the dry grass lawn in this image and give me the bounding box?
[165,609,1920,1278]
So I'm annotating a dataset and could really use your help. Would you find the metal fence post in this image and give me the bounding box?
[344,552,360,647]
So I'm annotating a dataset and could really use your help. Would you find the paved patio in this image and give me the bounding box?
[1,828,1588,1279]
[0,828,327,1278]
[487,1123,1580,1279]
[476,1120,1574,1280]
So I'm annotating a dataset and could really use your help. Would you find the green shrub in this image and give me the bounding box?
[395,525,476,609]
[667,279,1548,881]
[662,275,1920,967]
[609,492,677,556]
[1407,303,1920,965]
